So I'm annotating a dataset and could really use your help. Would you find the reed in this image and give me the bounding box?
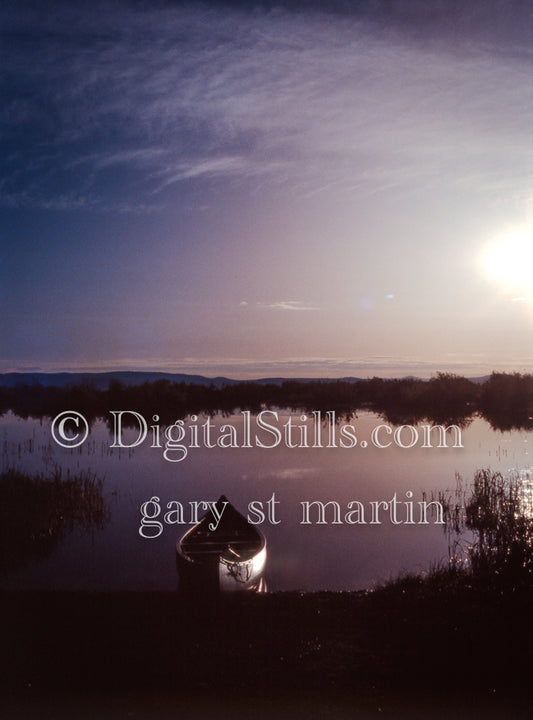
[440,468,533,588]
[0,466,110,574]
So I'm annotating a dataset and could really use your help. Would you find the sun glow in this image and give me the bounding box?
[481,226,533,295]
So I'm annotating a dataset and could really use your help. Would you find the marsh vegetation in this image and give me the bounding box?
[441,468,533,589]
[0,466,110,574]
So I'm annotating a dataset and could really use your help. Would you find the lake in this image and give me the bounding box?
[1,409,531,591]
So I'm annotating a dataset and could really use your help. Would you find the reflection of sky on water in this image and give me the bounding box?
[1,411,531,592]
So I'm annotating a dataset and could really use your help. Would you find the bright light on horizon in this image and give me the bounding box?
[481,225,533,296]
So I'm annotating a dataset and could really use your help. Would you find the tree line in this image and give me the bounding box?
[0,371,532,431]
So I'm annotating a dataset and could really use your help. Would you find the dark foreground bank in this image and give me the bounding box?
[2,581,533,719]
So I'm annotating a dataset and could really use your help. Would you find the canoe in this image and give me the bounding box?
[176,495,267,593]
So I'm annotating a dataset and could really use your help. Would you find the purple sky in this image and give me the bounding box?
[1,0,532,378]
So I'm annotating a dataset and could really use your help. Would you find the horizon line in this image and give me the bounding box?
[1,367,531,382]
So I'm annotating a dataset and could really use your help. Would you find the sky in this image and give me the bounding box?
[1,0,532,379]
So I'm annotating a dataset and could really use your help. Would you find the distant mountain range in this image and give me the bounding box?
[0,371,491,389]
[0,371,238,389]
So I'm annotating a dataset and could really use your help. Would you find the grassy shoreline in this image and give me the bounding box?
[3,467,533,716]
[3,580,532,718]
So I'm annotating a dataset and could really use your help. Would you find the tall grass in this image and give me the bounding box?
[441,469,533,588]
[0,466,110,574]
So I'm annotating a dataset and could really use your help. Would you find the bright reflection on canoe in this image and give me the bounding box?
[176,496,267,594]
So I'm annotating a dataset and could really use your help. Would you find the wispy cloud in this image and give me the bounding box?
[258,301,319,312]
[69,148,169,171]
[1,1,530,209]
[152,156,249,192]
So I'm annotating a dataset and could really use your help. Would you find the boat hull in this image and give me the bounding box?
[176,496,267,594]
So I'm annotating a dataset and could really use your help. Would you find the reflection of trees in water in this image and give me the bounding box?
[0,467,110,574]
[0,371,531,431]
[441,469,533,588]
[478,372,533,431]
[377,408,474,429]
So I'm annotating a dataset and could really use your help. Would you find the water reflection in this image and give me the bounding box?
[0,409,531,592]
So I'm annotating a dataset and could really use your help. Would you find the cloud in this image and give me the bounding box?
[258,301,318,312]
[70,148,169,171]
[1,1,530,209]
[152,156,250,192]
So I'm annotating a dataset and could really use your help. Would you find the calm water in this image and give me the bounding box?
[1,410,531,591]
